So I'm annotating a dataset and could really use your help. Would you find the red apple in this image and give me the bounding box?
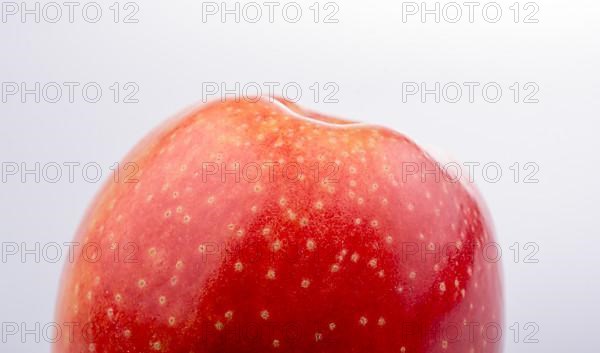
[53,97,502,353]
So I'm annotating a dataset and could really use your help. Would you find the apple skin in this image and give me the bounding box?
[53,98,502,353]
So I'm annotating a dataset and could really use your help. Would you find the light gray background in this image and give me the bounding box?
[1,0,598,352]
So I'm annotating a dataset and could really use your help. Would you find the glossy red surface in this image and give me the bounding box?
[54,98,502,353]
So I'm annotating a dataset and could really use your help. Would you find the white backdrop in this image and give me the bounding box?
[1,0,599,352]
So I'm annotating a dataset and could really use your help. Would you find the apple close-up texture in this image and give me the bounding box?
[53,98,502,353]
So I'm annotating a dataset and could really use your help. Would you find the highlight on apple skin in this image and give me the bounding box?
[53,97,503,353]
